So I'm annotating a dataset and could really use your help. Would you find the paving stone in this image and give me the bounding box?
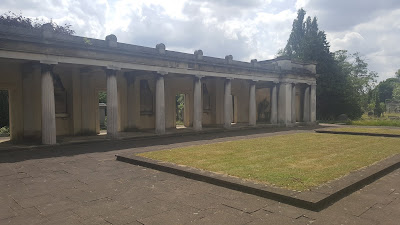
[72,198,127,220]
[190,205,254,225]
[248,209,304,225]
[0,167,15,177]
[41,214,82,225]
[115,198,174,220]
[311,212,377,225]
[221,194,275,213]
[0,195,23,211]
[101,207,141,225]
[262,202,317,220]
[78,216,111,225]
[137,204,204,225]
[359,203,400,225]
[0,130,399,225]
[154,191,223,210]
[322,193,378,217]
[36,199,78,216]
[0,207,47,225]
[0,206,16,220]
[16,194,61,208]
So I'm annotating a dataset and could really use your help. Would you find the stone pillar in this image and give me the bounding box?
[224,78,232,128]
[106,69,118,138]
[303,86,310,122]
[291,83,296,123]
[193,76,202,131]
[249,81,256,126]
[310,83,317,122]
[270,82,278,124]
[41,64,56,145]
[278,82,292,125]
[155,73,166,134]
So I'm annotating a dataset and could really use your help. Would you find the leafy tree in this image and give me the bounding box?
[281,9,376,120]
[396,69,400,79]
[392,84,400,101]
[0,11,74,35]
[373,78,399,103]
[98,91,107,103]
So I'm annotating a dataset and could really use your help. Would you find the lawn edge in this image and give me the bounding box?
[315,129,400,137]
[116,153,400,211]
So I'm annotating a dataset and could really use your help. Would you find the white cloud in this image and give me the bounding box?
[1,0,398,81]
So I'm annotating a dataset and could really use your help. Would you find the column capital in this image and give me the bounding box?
[105,68,117,76]
[194,75,205,80]
[156,70,168,76]
[106,65,121,71]
[248,79,258,85]
[305,81,317,86]
[41,64,55,73]
[40,60,58,65]
[225,77,234,80]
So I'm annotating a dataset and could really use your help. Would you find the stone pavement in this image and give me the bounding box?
[0,127,399,225]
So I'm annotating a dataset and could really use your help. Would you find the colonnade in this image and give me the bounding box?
[40,64,316,145]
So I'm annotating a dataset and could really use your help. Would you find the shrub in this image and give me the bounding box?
[0,11,74,35]
[0,126,10,135]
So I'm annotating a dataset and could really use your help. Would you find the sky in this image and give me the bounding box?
[1,0,399,81]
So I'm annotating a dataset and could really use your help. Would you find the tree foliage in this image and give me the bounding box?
[281,9,376,120]
[0,11,74,35]
[395,69,400,79]
[368,69,400,116]
[98,91,107,103]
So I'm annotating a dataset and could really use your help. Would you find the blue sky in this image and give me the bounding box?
[1,0,399,81]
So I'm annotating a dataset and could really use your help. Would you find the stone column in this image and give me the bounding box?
[106,69,118,138]
[224,78,232,128]
[278,82,292,125]
[155,72,166,134]
[310,83,317,122]
[249,81,256,126]
[291,83,296,123]
[270,82,278,124]
[303,86,310,122]
[41,64,56,145]
[193,76,202,131]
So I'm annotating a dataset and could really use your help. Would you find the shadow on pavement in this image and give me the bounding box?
[0,125,327,164]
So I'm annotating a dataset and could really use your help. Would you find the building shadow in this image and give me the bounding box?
[0,125,329,163]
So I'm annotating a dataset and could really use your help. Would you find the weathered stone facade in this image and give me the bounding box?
[0,24,317,144]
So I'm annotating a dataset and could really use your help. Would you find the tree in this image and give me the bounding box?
[392,84,400,101]
[396,69,400,79]
[281,9,376,120]
[0,11,74,35]
[98,92,107,103]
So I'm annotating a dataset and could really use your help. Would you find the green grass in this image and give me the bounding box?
[348,119,400,127]
[138,133,400,191]
[328,127,400,135]
[348,113,400,127]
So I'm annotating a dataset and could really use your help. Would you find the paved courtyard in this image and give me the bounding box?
[0,128,399,225]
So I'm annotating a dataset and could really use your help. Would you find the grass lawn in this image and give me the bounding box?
[138,133,400,191]
[328,127,400,135]
[347,113,400,127]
